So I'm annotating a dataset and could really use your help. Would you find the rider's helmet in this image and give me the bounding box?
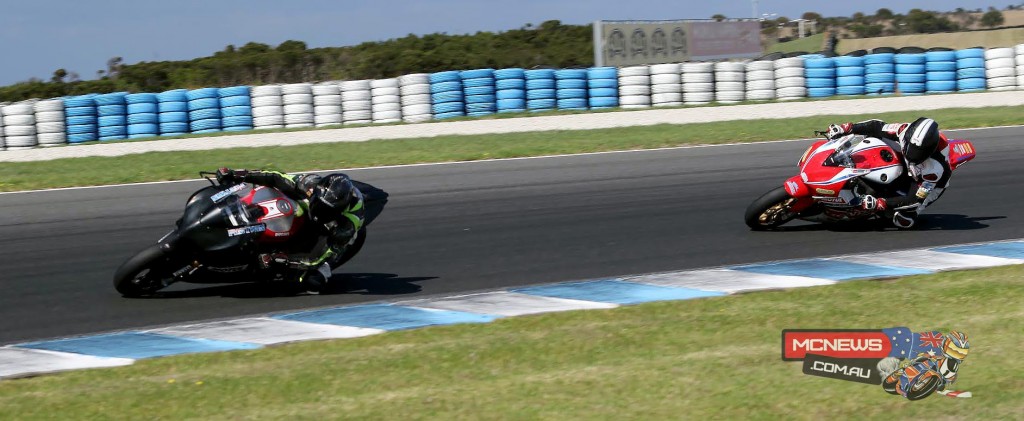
[899,117,941,165]
[942,331,969,361]
[308,174,356,223]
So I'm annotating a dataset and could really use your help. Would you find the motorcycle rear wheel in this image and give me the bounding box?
[328,228,367,270]
[113,245,177,297]
[745,187,799,230]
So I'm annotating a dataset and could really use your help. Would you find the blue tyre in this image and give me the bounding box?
[496,90,525,100]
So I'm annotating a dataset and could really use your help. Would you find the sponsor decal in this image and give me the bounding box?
[226,224,266,237]
[817,196,848,204]
[815,188,836,195]
[953,143,974,155]
[274,232,290,237]
[783,328,972,400]
[785,181,799,195]
[211,183,246,203]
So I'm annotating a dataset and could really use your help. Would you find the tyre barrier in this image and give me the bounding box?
[371,78,403,123]
[681,62,714,105]
[587,67,618,109]
[714,61,745,104]
[34,99,66,146]
[430,71,465,119]
[63,94,98,144]
[282,83,315,128]
[312,82,342,127]
[157,89,189,136]
[186,88,221,134]
[834,55,865,96]
[864,53,895,95]
[494,68,526,113]
[399,73,432,123]
[894,53,926,94]
[525,69,557,112]
[745,60,774,101]
[774,57,806,100]
[2,102,37,149]
[648,63,681,107]
[984,47,1017,91]
[125,93,158,139]
[803,56,837,98]
[1017,43,1024,90]
[925,50,957,94]
[956,48,986,92]
[95,92,128,141]
[555,68,588,110]
[461,69,496,116]
[251,85,284,129]
[218,86,253,132]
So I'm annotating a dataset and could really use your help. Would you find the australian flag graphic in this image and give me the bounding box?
[883,326,945,359]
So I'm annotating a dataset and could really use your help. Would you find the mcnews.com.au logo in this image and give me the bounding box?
[782,328,971,401]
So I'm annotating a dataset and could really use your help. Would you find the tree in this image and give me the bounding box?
[905,9,957,33]
[802,12,822,21]
[875,8,894,19]
[51,68,68,83]
[711,14,726,22]
[981,9,1005,27]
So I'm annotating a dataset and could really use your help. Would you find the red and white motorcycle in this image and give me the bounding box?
[744,131,976,230]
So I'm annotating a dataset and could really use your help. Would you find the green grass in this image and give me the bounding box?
[1,265,1020,420]
[766,33,825,54]
[1,105,1021,192]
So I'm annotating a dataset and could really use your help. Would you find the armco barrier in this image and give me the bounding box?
[2,45,1023,152]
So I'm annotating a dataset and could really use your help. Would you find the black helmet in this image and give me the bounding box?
[901,117,940,165]
[309,175,355,221]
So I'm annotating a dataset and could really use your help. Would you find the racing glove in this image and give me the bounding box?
[216,167,248,184]
[827,123,852,139]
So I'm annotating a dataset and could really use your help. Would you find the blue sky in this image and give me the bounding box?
[0,0,1008,85]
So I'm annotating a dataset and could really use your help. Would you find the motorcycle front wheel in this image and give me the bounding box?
[112,244,179,297]
[744,187,799,230]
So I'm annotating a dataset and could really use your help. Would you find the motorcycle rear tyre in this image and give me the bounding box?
[745,187,797,230]
[113,244,174,297]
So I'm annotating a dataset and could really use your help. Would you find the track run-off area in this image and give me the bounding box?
[0,124,1021,345]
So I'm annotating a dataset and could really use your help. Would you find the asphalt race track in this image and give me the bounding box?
[1,126,1021,344]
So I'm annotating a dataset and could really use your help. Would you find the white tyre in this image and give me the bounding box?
[681,62,713,73]
[746,70,775,81]
[314,114,342,125]
[650,73,680,84]
[371,78,399,89]
[401,94,431,106]
[984,48,1014,60]
[282,93,312,105]
[4,114,34,125]
[652,101,683,107]
[341,90,372,101]
[35,110,65,123]
[651,92,682,103]
[683,92,714,103]
[371,87,400,97]
[343,110,373,121]
[619,75,650,86]
[280,83,312,95]
[621,104,651,109]
[402,104,433,115]
[373,110,402,121]
[985,57,1015,69]
[313,95,342,106]
[1018,75,1024,87]
[773,57,804,69]
[254,115,285,126]
[283,103,313,114]
[343,100,372,111]
[403,114,433,123]
[681,73,713,84]
[37,121,66,133]
[285,122,314,128]
[4,135,37,147]
[284,113,314,124]
[746,89,775,100]
[619,85,651,96]
[400,84,431,96]
[986,67,1016,78]
[251,106,283,118]
[314,105,342,115]
[649,63,681,74]
[4,125,36,136]
[312,84,340,96]
[987,76,1017,88]
[746,79,775,91]
[746,60,774,71]
[716,81,745,92]
[372,95,401,105]
[341,80,372,91]
[1016,44,1024,55]
[34,99,64,112]
[714,62,745,72]
[251,95,282,107]
[252,85,282,97]
[399,73,430,86]
[682,82,714,93]
[988,85,1017,91]
[715,71,745,83]
[619,95,651,106]
[372,102,401,112]
[1017,64,1024,75]
[715,91,745,102]
[775,76,807,89]
[651,83,682,94]
[774,67,804,78]
[37,132,67,144]
[776,86,807,98]
[2,103,34,116]
[619,65,650,77]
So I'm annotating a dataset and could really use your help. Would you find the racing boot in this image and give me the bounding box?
[300,263,333,293]
[893,211,916,229]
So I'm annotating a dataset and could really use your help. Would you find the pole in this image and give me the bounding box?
[593,20,604,67]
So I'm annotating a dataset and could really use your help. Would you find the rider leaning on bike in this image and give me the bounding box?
[826,117,950,229]
[216,168,365,291]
